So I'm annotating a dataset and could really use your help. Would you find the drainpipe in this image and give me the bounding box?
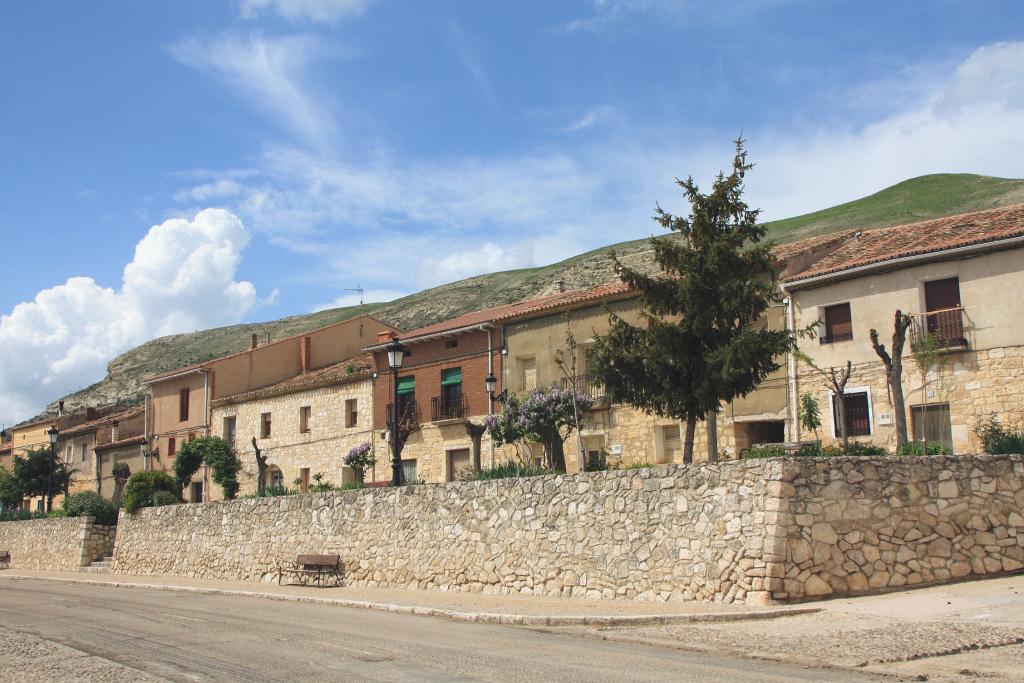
[487,328,495,469]
[781,284,800,443]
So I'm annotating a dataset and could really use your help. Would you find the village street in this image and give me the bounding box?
[0,578,877,683]
[3,575,1024,681]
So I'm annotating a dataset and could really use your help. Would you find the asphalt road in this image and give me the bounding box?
[0,579,880,682]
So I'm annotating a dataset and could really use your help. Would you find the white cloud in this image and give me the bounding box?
[169,32,336,145]
[239,0,373,23]
[313,288,406,312]
[0,209,257,424]
[560,105,615,132]
[419,242,534,289]
[174,179,244,203]
[447,20,498,108]
[261,287,282,306]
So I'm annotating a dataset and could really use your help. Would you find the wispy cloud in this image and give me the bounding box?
[238,0,375,24]
[447,20,498,108]
[313,288,406,312]
[559,105,615,132]
[174,178,244,203]
[169,32,337,146]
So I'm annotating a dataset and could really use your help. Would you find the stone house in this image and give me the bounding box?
[57,406,140,496]
[144,313,398,477]
[781,204,1024,453]
[208,355,375,501]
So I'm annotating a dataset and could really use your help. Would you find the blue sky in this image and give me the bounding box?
[1,0,1023,424]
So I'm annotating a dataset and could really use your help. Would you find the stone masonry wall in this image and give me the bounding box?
[777,455,1024,601]
[113,461,787,605]
[0,517,116,570]
[110,456,1023,604]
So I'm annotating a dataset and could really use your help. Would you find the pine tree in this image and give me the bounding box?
[590,138,796,462]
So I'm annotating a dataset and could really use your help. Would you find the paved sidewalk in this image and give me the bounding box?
[564,573,1024,681]
[0,570,816,626]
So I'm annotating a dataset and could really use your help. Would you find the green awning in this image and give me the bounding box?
[441,368,462,387]
[397,376,416,394]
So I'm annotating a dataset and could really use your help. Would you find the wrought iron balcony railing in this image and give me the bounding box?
[558,374,606,402]
[911,307,968,350]
[430,395,469,422]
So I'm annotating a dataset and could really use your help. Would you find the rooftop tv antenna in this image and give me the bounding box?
[343,284,365,307]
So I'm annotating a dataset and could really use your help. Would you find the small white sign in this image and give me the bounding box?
[610,444,623,455]
[877,412,893,426]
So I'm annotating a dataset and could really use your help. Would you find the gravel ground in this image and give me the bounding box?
[0,627,165,682]
[877,642,1024,682]
[576,611,1024,669]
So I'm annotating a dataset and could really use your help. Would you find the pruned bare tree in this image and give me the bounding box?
[252,436,268,495]
[870,310,912,447]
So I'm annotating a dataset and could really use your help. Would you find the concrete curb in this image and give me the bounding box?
[0,573,820,626]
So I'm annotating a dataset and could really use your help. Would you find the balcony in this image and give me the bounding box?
[385,402,420,428]
[819,331,854,345]
[558,374,606,403]
[430,396,469,422]
[911,307,968,351]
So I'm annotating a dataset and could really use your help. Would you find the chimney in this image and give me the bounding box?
[58,400,65,417]
[377,330,398,344]
[300,336,312,374]
[555,279,566,292]
[111,420,120,443]
[250,333,258,350]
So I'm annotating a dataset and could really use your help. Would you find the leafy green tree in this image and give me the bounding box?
[487,386,593,472]
[173,436,241,500]
[799,393,822,442]
[13,448,73,512]
[62,491,119,525]
[590,138,798,463]
[0,467,24,510]
[123,471,182,514]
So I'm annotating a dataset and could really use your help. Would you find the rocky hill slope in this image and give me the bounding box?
[47,173,1024,416]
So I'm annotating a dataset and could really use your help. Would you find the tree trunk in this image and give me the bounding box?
[682,414,696,464]
[836,393,848,448]
[465,422,486,473]
[547,438,566,473]
[706,409,719,462]
[252,437,267,495]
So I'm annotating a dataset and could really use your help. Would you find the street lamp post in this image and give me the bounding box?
[386,339,407,487]
[46,425,58,513]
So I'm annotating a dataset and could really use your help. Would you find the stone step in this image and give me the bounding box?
[81,566,110,574]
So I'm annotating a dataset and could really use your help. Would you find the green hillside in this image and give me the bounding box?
[48,173,1024,416]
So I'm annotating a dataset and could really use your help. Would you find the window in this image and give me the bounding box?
[187,432,196,442]
[80,443,88,463]
[912,403,953,449]
[401,458,418,484]
[521,357,537,391]
[440,367,463,413]
[179,388,190,422]
[261,412,272,438]
[65,446,73,464]
[223,416,236,448]
[923,278,966,347]
[345,399,358,428]
[444,339,458,349]
[832,390,872,437]
[396,376,416,421]
[299,406,311,433]
[658,425,682,464]
[167,437,177,457]
[821,303,853,344]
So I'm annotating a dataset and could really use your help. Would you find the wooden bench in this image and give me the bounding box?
[276,554,343,587]
[0,551,10,569]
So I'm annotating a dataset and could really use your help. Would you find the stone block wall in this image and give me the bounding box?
[776,454,1024,600]
[113,460,786,604]
[110,455,1024,604]
[0,517,116,570]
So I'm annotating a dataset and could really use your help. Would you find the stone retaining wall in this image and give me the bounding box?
[0,517,116,571]
[111,455,1024,604]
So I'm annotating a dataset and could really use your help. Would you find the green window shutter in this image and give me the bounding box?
[397,376,416,394]
[441,368,462,386]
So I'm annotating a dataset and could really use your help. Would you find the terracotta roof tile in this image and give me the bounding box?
[386,282,635,344]
[60,406,144,438]
[94,435,147,452]
[785,204,1024,283]
[213,353,374,406]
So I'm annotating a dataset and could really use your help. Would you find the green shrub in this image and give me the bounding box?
[827,441,889,457]
[975,416,1024,455]
[62,491,119,525]
[149,491,180,507]
[745,445,788,459]
[0,509,35,522]
[46,509,68,518]
[338,482,364,491]
[619,461,654,469]
[243,484,296,498]
[462,461,549,481]
[896,441,952,456]
[174,436,241,500]
[743,442,889,459]
[123,471,182,513]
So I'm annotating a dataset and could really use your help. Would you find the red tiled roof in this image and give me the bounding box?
[146,313,397,383]
[383,282,635,344]
[94,435,147,453]
[785,204,1024,283]
[60,406,144,438]
[212,353,374,406]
